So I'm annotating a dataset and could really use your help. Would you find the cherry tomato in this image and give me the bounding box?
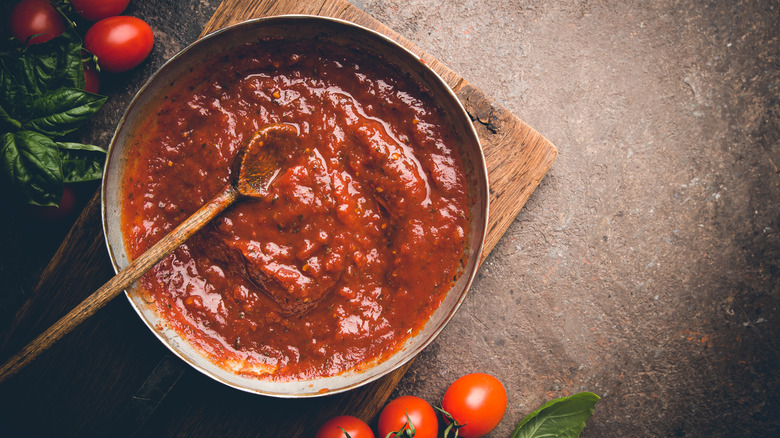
[378,396,438,438]
[441,373,507,438]
[315,415,375,438]
[84,16,154,73]
[83,62,100,93]
[26,183,77,221]
[9,0,66,45]
[70,0,130,22]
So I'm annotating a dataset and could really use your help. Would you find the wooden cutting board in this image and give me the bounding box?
[0,0,555,436]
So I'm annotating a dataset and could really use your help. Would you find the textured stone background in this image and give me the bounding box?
[358,1,780,436]
[1,0,778,436]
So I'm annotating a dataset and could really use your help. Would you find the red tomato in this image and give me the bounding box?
[9,0,66,45]
[441,373,507,438]
[315,415,375,438]
[84,62,100,93]
[70,0,130,22]
[84,16,154,73]
[378,396,438,438]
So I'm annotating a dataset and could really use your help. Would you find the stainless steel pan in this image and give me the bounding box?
[102,15,488,397]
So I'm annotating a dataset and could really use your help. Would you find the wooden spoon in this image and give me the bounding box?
[0,123,297,384]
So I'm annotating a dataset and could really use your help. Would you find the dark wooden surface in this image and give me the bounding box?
[0,0,555,436]
[0,180,239,385]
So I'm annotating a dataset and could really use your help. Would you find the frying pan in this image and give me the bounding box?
[102,15,488,397]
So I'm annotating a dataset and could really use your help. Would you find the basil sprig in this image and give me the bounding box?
[511,392,601,438]
[0,28,107,206]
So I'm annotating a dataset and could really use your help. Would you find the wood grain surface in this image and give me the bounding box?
[0,0,556,436]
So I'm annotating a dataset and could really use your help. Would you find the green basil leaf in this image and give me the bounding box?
[511,392,600,438]
[1,131,63,206]
[23,88,106,137]
[0,103,22,132]
[56,141,106,153]
[1,29,92,124]
[56,141,105,182]
[19,29,85,95]
[0,58,31,118]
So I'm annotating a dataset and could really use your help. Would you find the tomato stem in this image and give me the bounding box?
[92,53,101,72]
[443,422,458,438]
[50,0,78,30]
[433,405,466,438]
[385,411,417,438]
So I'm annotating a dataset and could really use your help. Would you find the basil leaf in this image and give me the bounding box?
[0,57,31,119]
[56,141,106,153]
[17,29,85,95]
[56,141,105,182]
[1,29,94,127]
[23,88,107,136]
[511,392,600,438]
[33,31,84,91]
[0,103,22,132]
[0,29,106,206]
[1,131,63,206]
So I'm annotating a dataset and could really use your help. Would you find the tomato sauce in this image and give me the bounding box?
[121,40,469,380]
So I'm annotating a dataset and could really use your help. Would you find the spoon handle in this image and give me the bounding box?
[0,184,239,384]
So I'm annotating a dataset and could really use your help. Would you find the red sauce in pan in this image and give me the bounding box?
[121,40,469,380]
